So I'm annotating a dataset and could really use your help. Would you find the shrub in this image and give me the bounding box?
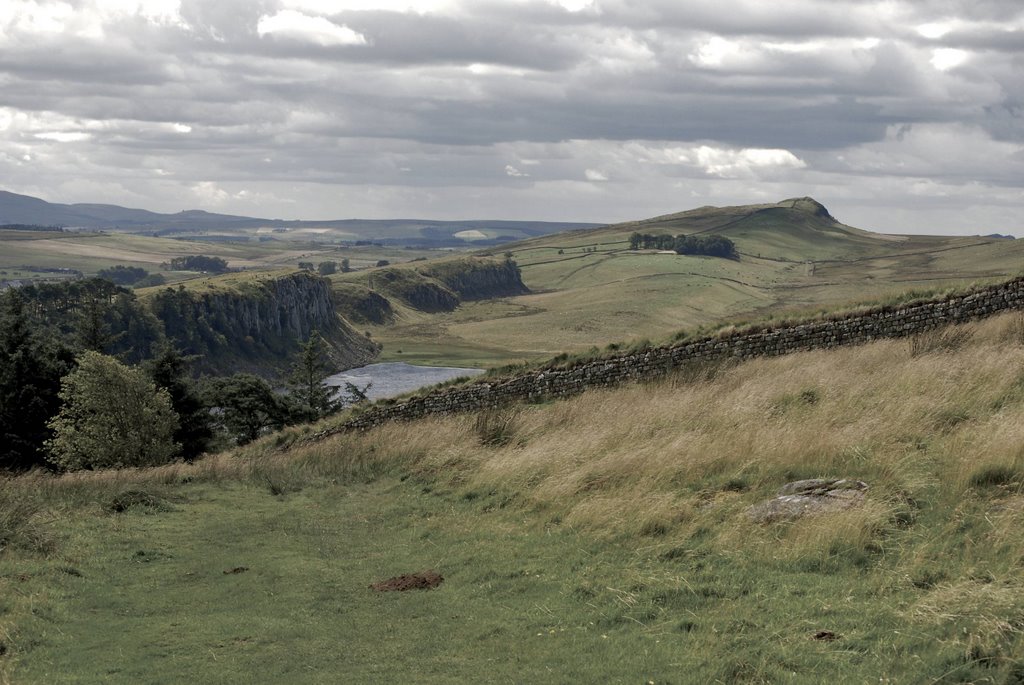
[46,352,180,470]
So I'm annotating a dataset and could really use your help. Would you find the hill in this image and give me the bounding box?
[5,309,1024,682]
[0,190,599,246]
[351,197,1024,366]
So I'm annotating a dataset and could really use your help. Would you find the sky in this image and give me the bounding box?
[0,0,1021,235]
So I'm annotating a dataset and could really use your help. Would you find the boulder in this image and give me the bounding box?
[748,478,868,523]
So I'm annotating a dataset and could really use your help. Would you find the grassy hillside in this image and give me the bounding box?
[356,198,1024,366]
[5,311,1024,682]
[0,190,599,245]
[0,229,440,288]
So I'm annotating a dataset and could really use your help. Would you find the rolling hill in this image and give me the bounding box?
[6,308,1024,683]
[0,190,599,246]
[341,197,1024,367]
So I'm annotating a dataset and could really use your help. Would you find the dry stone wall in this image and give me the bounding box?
[335,276,1024,432]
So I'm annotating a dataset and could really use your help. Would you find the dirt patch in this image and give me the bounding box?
[223,566,249,575]
[371,571,444,592]
[812,630,840,641]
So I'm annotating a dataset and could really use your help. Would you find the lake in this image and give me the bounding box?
[324,362,485,402]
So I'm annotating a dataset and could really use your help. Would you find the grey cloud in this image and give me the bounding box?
[0,0,1020,234]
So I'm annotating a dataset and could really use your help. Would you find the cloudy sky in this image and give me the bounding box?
[0,0,1021,235]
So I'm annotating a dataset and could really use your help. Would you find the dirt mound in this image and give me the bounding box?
[370,571,443,592]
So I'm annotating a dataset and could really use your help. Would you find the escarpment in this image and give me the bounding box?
[148,272,378,376]
[340,257,530,320]
[420,258,529,301]
[332,284,395,325]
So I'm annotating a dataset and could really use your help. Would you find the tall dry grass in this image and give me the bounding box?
[6,311,1024,549]
[323,313,1024,568]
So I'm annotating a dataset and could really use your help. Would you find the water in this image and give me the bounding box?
[324,362,484,402]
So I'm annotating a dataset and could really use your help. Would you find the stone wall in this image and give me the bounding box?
[332,276,1024,433]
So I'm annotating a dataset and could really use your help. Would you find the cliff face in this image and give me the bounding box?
[422,258,529,301]
[149,272,378,377]
[346,257,530,320]
[332,284,394,325]
[371,268,460,313]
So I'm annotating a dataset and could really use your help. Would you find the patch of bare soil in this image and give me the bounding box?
[370,571,444,592]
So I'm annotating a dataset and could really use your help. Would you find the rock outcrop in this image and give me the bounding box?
[747,479,868,523]
[356,257,530,316]
[149,272,378,377]
[422,258,529,301]
[332,284,394,325]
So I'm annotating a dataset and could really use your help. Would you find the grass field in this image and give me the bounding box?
[355,199,1024,368]
[0,230,439,285]
[5,311,1024,683]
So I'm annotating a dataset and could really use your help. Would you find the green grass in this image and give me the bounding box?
[0,231,441,285]
[6,312,1024,683]
[8,475,1022,684]
[341,200,1024,369]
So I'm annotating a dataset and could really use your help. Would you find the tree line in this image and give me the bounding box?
[1,286,365,473]
[167,255,230,273]
[628,232,739,259]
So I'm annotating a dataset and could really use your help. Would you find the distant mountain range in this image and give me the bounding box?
[0,190,602,245]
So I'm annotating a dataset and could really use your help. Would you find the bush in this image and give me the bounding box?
[46,352,180,470]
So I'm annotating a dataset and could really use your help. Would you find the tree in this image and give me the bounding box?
[74,292,118,353]
[0,290,74,470]
[169,255,229,273]
[288,331,342,422]
[629,232,642,250]
[97,265,148,285]
[375,260,390,267]
[317,261,337,276]
[298,261,315,271]
[339,381,372,405]
[674,234,738,259]
[46,352,179,470]
[340,258,351,273]
[135,273,166,288]
[204,373,290,445]
[146,345,213,460]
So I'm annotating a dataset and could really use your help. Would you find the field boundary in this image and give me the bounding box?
[323,275,1024,433]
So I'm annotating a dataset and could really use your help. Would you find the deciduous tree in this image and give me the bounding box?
[46,351,179,470]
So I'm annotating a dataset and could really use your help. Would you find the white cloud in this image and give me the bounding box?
[695,146,806,177]
[505,164,528,177]
[831,123,1023,182]
[192,181,229,205]
[257,10,368,46]
[0,0,183,40]
[35,131,92,142]
[916,22,955,39]
[281,0,452,13]
[625,142,806,178]
[551,0,594,13]
[585,168,608,181]
[930,48,969,71]
[690,36,742,67]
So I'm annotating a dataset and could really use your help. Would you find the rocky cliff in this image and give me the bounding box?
[339,257,530,321]
[148,272,378,377]
[332,284,395,325]
[421,258,530,301]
